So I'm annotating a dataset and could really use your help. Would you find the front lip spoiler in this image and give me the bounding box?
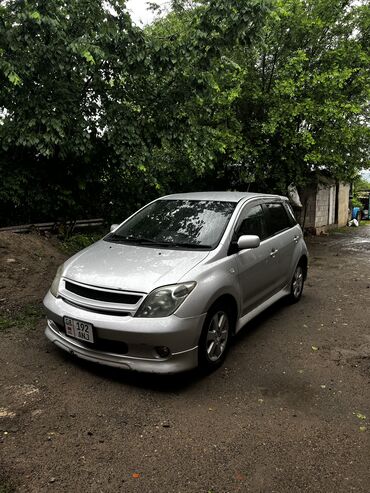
[45,320,198,374]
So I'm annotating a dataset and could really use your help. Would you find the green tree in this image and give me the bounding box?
[0,0,369,226]
[145,0,370,194]
[228,0,370,191]
[0,0,146,224]
[142,0,271,193]
[0,0,271,224]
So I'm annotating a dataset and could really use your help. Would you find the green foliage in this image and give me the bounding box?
[352,174,370,209]
[0,478,15,493]
[142,0,271,192]
[142,0,370,194]
[0,303,44,332]
[0,0,369,225]
[0,0,149,224]
[351,196,362,208]
[60,233,103,255]
[247,0,370,191]
[354,176,370,192]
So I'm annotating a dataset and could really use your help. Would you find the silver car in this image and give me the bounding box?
[43,192,308,373]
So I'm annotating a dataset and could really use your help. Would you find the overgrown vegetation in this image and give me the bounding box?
[0,0,369,226]
[0,303,44,332]
[354,176,370,193]
[0,478,15,493]
[60,233,103,255]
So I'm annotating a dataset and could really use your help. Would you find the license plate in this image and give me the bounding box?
[64,317,94,343]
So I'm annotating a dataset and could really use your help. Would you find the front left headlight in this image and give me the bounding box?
[135,282,196,318]
[50,264,64,298]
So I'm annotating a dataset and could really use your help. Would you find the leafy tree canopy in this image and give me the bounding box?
[0,0,368,225]
[146,0,369,193]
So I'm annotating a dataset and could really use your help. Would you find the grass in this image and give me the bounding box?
[60,233,103,256]
[0,482,14,493]
[0,473,15,493]
[0,303,44,333]
[0,483,14,493]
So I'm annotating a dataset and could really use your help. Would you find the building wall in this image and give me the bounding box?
[297,188,317,228]
[315,184,332,228]
[337,183,350,227]
[329,186,336,225]
[296,180,350,234]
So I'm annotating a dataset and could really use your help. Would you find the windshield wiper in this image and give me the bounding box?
[106,234,171,246]
[106,234,211,249]
[129,237,172,246]
[106,233,126,242]
[131,239,212,249]
[169,242,212,249]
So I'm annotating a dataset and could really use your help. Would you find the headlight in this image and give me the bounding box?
[50,264,64,298]
[135,282,196,318]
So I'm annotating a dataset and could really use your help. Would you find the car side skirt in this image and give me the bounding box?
[235,285,290,334]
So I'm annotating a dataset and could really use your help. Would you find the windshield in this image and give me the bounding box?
[105,199,236,249]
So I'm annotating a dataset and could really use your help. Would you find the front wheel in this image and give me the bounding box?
[288,264,304,303]
[198,304,232,371]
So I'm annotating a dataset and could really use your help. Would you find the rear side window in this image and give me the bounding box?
[284,202,298,226]
[237,205,267,240]
[265,203,292,236]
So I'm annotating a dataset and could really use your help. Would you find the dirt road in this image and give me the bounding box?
[1,227,370,492]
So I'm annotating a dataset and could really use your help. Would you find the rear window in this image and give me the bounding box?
[265,203,292,236]
[284,202,298,226]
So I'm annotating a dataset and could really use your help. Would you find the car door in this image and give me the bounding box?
[263,201,298,288]
[233,203,282,316]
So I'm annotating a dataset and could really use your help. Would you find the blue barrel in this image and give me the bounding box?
[352,207,361,220]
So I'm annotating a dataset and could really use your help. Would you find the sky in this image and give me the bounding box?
[361,170,370,181]
[126,0,169,25]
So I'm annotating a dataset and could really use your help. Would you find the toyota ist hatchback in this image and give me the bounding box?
[43,192,308,373]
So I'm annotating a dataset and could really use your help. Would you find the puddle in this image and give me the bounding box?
[341,235,370,253]
[349,238,370,244]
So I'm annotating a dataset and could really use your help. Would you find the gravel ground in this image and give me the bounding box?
[0,226,369,492]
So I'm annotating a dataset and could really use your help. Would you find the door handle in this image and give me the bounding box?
[270,248,279,257]
[293,235,299,243]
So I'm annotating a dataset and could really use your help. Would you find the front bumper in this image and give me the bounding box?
[43,291,206,374]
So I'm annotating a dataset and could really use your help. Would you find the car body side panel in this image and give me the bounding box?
[175,254,241,319]
[286,225,308,281]
[234,236,282,315]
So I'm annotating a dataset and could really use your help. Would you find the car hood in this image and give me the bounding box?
[63,240,209,293]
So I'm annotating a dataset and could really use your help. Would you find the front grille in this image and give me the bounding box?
[55,322,129,355]
[62,298,130,317]
[65,281,141,305]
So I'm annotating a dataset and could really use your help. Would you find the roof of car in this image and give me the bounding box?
[160,191,285,203]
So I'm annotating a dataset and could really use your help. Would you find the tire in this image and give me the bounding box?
[288,263,304,303]
[198,303,232,371]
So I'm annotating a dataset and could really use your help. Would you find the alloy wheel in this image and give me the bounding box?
[205,311,229,362]
[292,265,304,299]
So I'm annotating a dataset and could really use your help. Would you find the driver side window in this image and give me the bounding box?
[236,204,266,240]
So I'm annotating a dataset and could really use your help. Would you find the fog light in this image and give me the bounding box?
[155,346,171,358]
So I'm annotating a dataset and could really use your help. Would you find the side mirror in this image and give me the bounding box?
[237,235,260,250]
[110,224,119,233]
